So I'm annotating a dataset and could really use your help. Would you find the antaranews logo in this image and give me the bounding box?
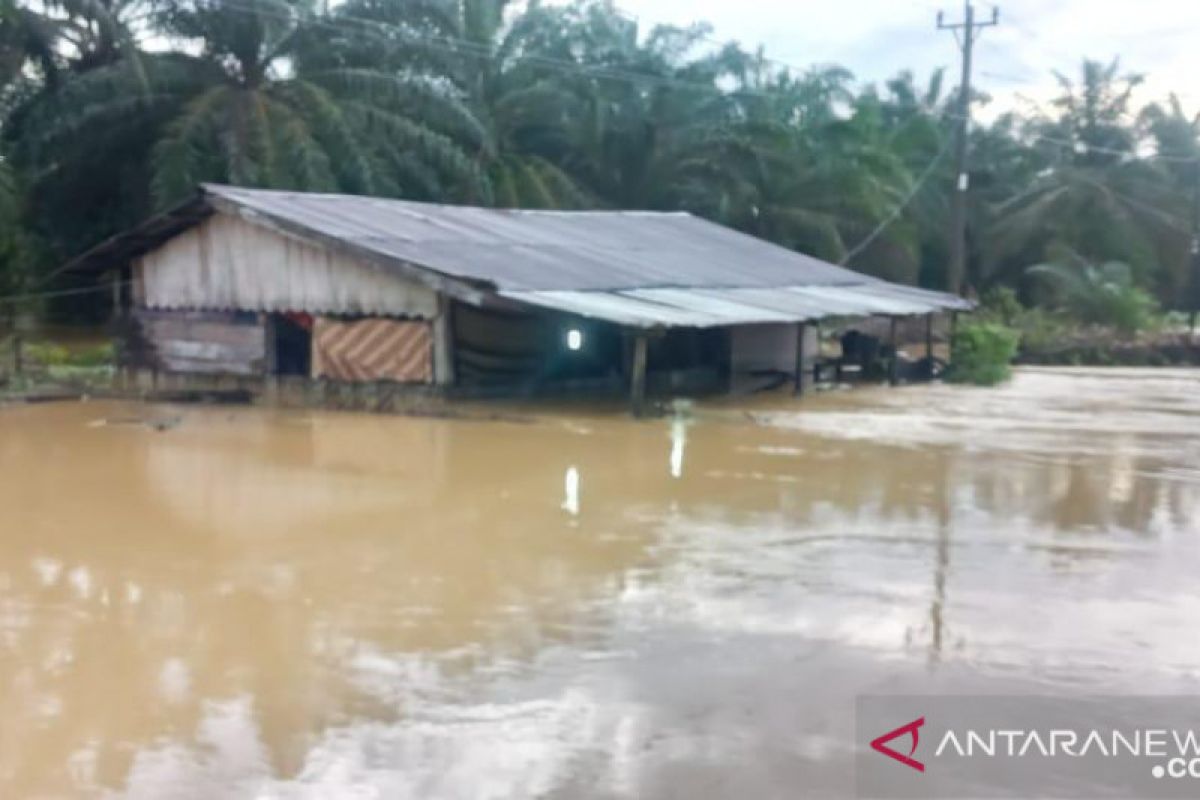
[869,717,925,773]
[856,696,1200,800]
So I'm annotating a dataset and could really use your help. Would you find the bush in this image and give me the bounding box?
[23,342,70,367]
[1026,259,1160,335]
[980,286,1023,326]
[67,342,116,368]
[23,341,114,368]
[947,322,1020,386]
[1013,307,1071,354]
[1088,283,1159,334]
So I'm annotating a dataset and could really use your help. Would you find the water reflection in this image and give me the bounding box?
[562,466,580,516]
[0,368,1198,797]
[669,416,687,479]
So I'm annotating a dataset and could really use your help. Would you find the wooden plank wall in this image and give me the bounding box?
[131,309,266,376]
[136,213,439,318]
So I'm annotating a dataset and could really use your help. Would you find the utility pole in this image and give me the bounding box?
[938,2,999,296]
[1190,157,1200,337]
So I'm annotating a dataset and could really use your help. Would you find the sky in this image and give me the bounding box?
[611,0,1200,119]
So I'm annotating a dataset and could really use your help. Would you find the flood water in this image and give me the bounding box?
[1,367,1198,798]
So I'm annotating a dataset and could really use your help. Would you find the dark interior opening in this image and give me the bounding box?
[451,301,729,398]
[452,302,624,392]
[272,313,312,377]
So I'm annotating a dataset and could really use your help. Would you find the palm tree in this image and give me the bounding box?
[1141,94,1200,164]
[1027,251,1158,333]
[329,0,589,208]
[987,59,1187,300]
[846,70,955,285]
[563,20,744,212]
[968,113,1047,290]
[49,0,145,72]
[1140,95,1200,310]
[0,0,65,297]
[152,0,491,203]
[15,0,485,210]
[696,68,936,282]
[533,11,919,267]
[0,0,60,93]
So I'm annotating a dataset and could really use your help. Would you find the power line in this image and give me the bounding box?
[26,0,1196,277]
[840,138,954,265]
[212,0,1199,169]
[977,68,1041,86]
[216,0,975,263]
[1012,127,1195,164]
[913,102,1197,165]
[0,281,127,306]
[148,0,1200,241]
[211,0,914,109]
[214,0,783,101]
[607,1,817,83]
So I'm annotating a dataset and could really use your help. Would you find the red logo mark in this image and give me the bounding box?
[870,717,926,772]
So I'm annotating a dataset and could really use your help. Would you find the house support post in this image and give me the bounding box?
[110,271,122,321]
[793,322,808,396]
[433,296,456,388]
[630,331,648,417]
[888,316,900,387]
[949,311,959,365]
[925,313,935,380]
[263,314,278,375]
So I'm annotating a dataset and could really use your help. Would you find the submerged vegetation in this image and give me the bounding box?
[0,0,1198,334]
[946,322,1020,386]
[0,334,115,401]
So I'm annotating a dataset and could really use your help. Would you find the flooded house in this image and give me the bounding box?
[65,184,972,412]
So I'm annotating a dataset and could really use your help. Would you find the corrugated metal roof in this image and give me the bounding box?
[64,184,973,327]
[503,285,972,329]
[206,184,870,292]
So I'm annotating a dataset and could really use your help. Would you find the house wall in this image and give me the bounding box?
[729,323,816,393]
[129,309,266,376]
[134,212,439,318]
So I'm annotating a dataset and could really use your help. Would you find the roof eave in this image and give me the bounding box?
[58,191,213,276]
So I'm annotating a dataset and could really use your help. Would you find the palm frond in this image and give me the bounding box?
[340,101,489,200]
[307,68,489,150]
[151,84,229,206]
[262,95,336,190]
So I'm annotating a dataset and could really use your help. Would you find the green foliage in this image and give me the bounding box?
[0,0,1197,324]
[1027,255,1160,334]
[979,286,1024,325]
[65,341,116,367]
[1008,307,1072,355]
[22,340,69,366]
[947,322,1020,386]
[23,340,114,368]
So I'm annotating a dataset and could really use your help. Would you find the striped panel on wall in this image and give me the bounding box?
[312,318,432,383]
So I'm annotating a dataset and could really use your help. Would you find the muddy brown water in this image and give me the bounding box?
[1,367,1198,798]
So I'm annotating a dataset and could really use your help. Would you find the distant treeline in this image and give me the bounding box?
[1,0,1198,318]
